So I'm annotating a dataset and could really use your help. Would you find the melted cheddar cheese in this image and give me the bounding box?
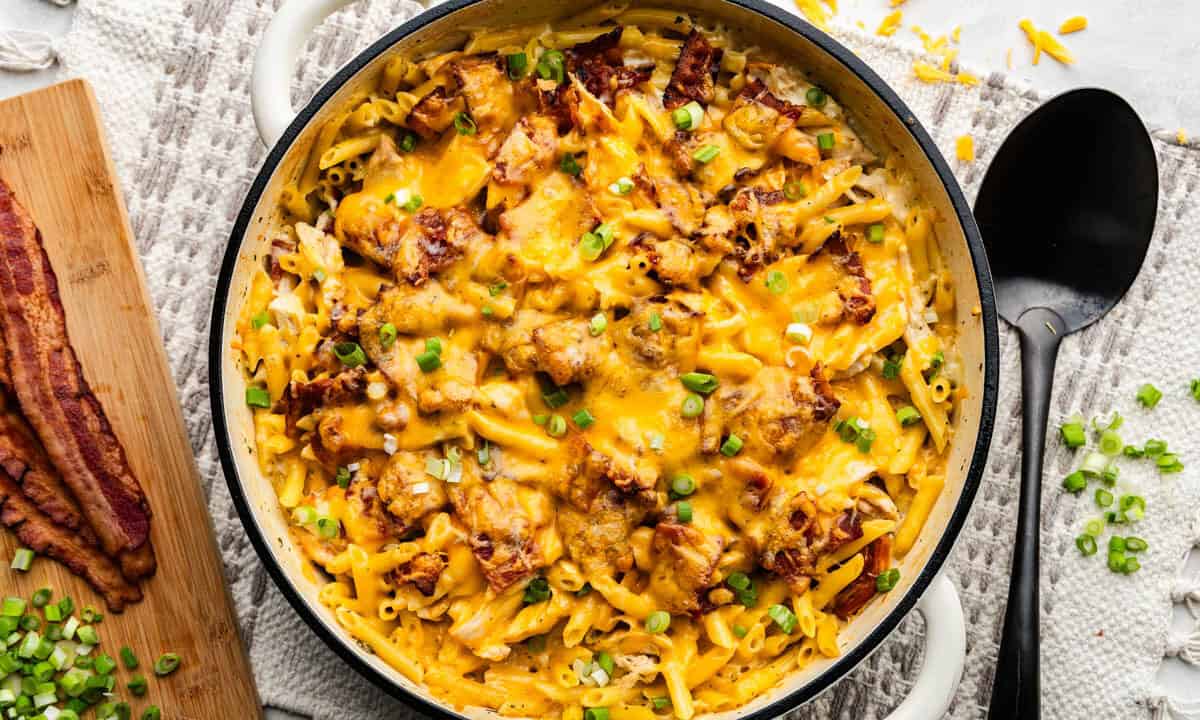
[236,7,963,719]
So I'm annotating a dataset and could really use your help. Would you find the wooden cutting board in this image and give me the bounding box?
[0,80,260,716]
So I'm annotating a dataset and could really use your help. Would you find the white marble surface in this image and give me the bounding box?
[0,0,1195,716]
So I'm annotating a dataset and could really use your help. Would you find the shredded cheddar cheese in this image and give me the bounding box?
[1019,18,1076,66]
[912,61,956,84]
[1179,129,1189,145]
[876,11,903,37]
[955,135,975,162]
[1057,16,1088,34]
[794,0,836,29]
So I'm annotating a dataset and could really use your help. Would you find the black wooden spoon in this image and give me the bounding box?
[975,88,1158,719]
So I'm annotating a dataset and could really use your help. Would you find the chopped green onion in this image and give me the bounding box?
[415,349,441,373]
[765,270,788,294]
[317,517,340,538]
[453,112,477,136]
[250,311,270,330]
[589,313,607,336]
[399,132,417,152]
[93,653,117,675]
[1075,534,1098,556]
[481,305,495,318]
[1059,421,1086,447]
[333,341,366,368]
[573,409,596,429]
[560,153,582,176]
[867,223,886,243]
[153,652,181,677]
[817,132,835,151]
[805,86,828,107]
[1101,463,1119,486]
[856,426,877,454]
[645,611,671,634]
[1061,471,1086,494]
[9,549,33,573]
[245,386,271,408]
[335,466,352,489]
[1143,439,1168,457]
[875,567,901,592]
[1124,536,1148,552]
[720,434,743,457]
[579,231,608,261]
[532,413,549,426]
[1191,379,1200,402]
[1107,550,1126,573]
[546,415,567,438]
[1157,453,1184,474]
[536,49,566,84]
[676,501,693,523]
[506,52,528,79]
[423,337,442,355]
[19,614,39,632]
[692,145,721,164]
[609,177,635,195]
[82,606,102,624]
[292,505,317,526]
[783,181,807,200]
[30,589,50,609]
[785,322,812,345]
[1122,444,1144,458]
[652,696,672,709]
[1109,536,1126,553]
[1098,429,1123,456]
[648,312,663,332]
[896,406,921,426]
[1084,518,1105,536]
[1122,557,1141,574]
[882,354,902,380]
[522,578,551,604]
[542,385,569,409]
[42,603,61,622]
[726,572,751,590]
[489,281,508,297]
[767,604,798,634]
[477,440,491,466]
[671,474,696,497]
[1136,383,1163,408]
[672,101,705,130]
[1079,451,1108,477]
[1094,488,1113,508]
[128,674,148,697]
[425,457,449,480]
[119,646,139,670]
[680,372,719,394]
[681,393,705,418]
[1120,494,1146,521]
[595,651,615,676]
[400,194,423,213]
[378,322,398,349]
[584,708,610,720]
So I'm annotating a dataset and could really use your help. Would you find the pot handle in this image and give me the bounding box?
[251,0,361,148]
[882,573,966,720]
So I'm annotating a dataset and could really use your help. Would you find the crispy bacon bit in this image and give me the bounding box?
[267,238,297,282]
[278,367,367,435]
[393,208,483,286]
[0,470,142,611]
[449,478,541,592]
[828,510,864,551]
[662,30,720,109]
[759,492,820,593]
[390,551,448,596]
[406,87,466,140]
[737,78,804,120]
[727,187,789,281]
[566,28,653,106]
[535,82,582,135]
[832,534,893,620]
[0,182,155,582]
[825,231,877,324]
[809,363,841,422]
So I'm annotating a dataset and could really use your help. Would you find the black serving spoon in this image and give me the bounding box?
[975,88,1158,719]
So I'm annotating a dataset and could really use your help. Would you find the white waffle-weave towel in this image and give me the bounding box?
[47,0,1200,718]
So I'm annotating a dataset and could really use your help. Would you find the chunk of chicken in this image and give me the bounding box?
[448,477,545,592]
[648,519,724,614]
[612,298,702,371]
[376,451,450,532]
[701,365,839,457]
[492,115,559,186]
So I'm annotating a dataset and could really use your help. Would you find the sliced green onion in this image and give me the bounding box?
[1136,383,1163,408]
[10,549,33,573]
[1191,378,1200,402]
[377,322,398,349]
[1157,453,1185,474]
[1059,421,1086,448]
[653,695,673,709]
[1075,534,1098,556]
[584,708,610,720]
[1092,411,1123,432]
[1079,451,1108,477]
[856,427,877,454]
[672,101,704,130]
[560,153,582,176]
[896,406,921,426]
[477,440,491,466]
[1143,439,1168,457]
[30,588,50,609]
[867,223,885,243]
[481,306,495,318]
[579,231,607,261]
[680,372,718,395]
[785,322,813,345]
[805,86,828,107]
[720,434,743,457]
[333,341,366,368]
[1101,463,1119,486]
[317,517,341,538]
[645,611,671,634]
[425,457,449,480]
[93,653,117,675]
[453,112,477,136]
[1094,488,1113,508]
[1109,536,1126,553]
[399,132,417,152]
[680,394,705,418]
[119,646,139,670]
[608,177,635,195]
[1098,429,1123,456]
[589,313,607,336]
[817,132,835,150]
[692,144,720,164]
[671,474,697,497]
[875,567,901,592]
[245,386,271,408]
[726,572,751,591]
[676,501,693,523]
[1084,518,1105,536]
[506,52,528,79]
[400,194,423,213]
[572,409,596,429]
[1122,557,1141,574]
[648,312,663,332]
[335,466,352,489]
[19,614,39,632]
[765,270,788,294]
[532,414,549,426]
[250,311,270,330]
[153,653,181,677]
[595,651,615,677]
[542,385,569,409]
[415,349,441,373]
[783,181,807,200]
[128,674,148,698]
[546,415,568,438]
[489,281,508,297]
[1120,494,1146,521]
[882,354,902,380]
[292,505,317,526]
[1123,444,1144,458]
[536,49,566,84]
[1107,550,1126,573]
[1061,471,1086,494]
[767,604,798,634]
[1124,536,1147,553]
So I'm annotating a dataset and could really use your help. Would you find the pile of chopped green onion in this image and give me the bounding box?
[1,582,177,719]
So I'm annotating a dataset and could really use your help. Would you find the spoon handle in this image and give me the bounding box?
[988,307,1065,720]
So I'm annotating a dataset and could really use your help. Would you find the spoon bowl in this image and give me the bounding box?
[975,87,1157,720]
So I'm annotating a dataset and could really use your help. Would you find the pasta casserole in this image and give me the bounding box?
[232,6,963,718]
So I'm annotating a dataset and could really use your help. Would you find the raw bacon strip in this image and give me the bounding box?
[0,392,96,543]
[0,470,142,611]
[0,181,156,581]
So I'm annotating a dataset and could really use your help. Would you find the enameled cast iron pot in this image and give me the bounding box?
[209,1,1000,717]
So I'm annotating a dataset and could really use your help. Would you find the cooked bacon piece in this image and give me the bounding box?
[824,232,877,324]
[535,82,582,135]
[406,87,466,140]
[277,367,367,436]
[492,116,559,185]
[726,187,790,281]
[757,492,820,594]
[451,56,515,132]
[701,365,839,457]
[0,182,155,581]
[376,451,449,533]
[449,477,542,592]
[737,78,804,120]
[267,237,297,283]
[566,28,653,106]
[649,519,724,614]
[612,297,702,370]
[0,394,94,543]
[389,551,448,596]
[662,30,720,109]
[0,471,141,611]
[832,534,892,620]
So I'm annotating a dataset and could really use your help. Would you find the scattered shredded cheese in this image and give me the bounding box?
[912,60,955,84]
[1019,18,1075,65]
[1006,48,1013,69]
[1179,129,1189,145]
[1058,16,1088,34]
[876,11,903,37]
[889,0,907,7]
[955,135,975,162]
[794,0,835,29]
[951,25,962,43]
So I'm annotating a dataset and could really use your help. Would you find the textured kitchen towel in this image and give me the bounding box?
[49,0,1200,718]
